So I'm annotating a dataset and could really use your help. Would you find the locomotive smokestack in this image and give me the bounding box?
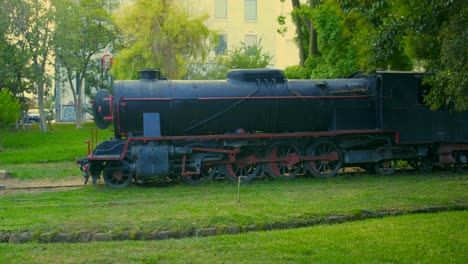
[139,69,160,80]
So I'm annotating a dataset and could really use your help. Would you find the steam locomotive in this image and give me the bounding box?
[80,69,468,188]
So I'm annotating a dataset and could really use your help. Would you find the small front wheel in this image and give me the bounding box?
[103,161,133,188]
[374,160,397,175]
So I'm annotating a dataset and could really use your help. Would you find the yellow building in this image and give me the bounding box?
[121,0,300,69]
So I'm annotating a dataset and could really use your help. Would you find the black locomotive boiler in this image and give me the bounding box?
[80,69,468,188]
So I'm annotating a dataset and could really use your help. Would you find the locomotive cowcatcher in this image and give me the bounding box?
[79,69,468,188]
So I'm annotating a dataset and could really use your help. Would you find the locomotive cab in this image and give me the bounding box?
[379,71,433,144]
[379,71,468,144]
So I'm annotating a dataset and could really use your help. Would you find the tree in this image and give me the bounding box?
[306,1,361,78]
[395,0,467,110]
[186,41,272,80]
[111,0,216,80]
[53,0,120,128]
[222,40,273,70]
[0,11,27,130]
[0,88,21,128]
[283,0,467,110]
[280,0,321,67]
[0,12,33,98]
[2,0,54,132]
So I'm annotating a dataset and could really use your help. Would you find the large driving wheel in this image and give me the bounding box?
[103,161,133,189]
[305,141,343,178]
[264,143,302,179]
[223,155,260,183]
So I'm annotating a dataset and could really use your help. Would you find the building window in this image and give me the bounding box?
[244,0,257,20]
[244,35,257,55]
[244,35,257,47]
[214,0,227,19]
[216,34,228,55]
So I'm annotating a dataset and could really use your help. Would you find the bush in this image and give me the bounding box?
[284,65,311,79]
[0,88,20,128]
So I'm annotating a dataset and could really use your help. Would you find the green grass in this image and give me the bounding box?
[1,123,467,262]
[1,162,80,179]
[0,123,112,178]
[0,174,466,233]
[0,211,466,263]
[0,123,109,165]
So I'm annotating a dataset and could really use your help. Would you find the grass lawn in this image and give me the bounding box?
[0,123,110,179]
[0,123,467,262]
[0,173,466,234]
[0,211,466,263]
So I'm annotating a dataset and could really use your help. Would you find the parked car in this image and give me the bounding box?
[27,109,40,123]
[27,109,55,123]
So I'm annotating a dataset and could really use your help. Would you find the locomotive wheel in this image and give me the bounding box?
[305,141,343,178]
[201,164,219,180]
[374,160,398,175]
[264,143,302,179]
[450,152,465,172]
[180,158,216,185]
[223,154,260,183]
[103,161,133,189]
[224,162,260,183]
[409,158,433,172]
[180,168,206,185]
[205,164,225,180]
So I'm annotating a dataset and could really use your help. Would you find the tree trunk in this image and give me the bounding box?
[37,80,47,132]
[309,24,318,57]
[75,76,83,129]
[66,74,79,128]
[309,0,319,57]
[291,0,306,67]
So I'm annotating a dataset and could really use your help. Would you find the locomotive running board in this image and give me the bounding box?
[87,129,397,161]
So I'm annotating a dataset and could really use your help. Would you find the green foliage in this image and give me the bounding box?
[1,0,55,131]
[0,36,33,96]
[284,65,311,79]
[53,0,120,127]
[276,15,288,36]
[366,20,413,71]
[111,0,216,79]
[0,88,20,128]
[307,2,360,78]
[185,62,229,80]
[84,57,114,105]
[221,40,272,70]
[285,1,365,79]
[398,0,467,110]
[186,41,272,80]
[284,0,467,110]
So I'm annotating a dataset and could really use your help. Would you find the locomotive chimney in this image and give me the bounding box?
[139,69,160,80]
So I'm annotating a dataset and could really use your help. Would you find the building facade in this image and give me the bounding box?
[185,0,299,68]
[121,0,299,69]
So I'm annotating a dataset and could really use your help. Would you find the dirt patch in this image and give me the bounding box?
[0,176,84,194]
